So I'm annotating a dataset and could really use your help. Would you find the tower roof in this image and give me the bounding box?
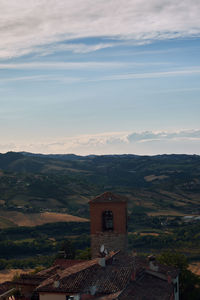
[89,191,127,203]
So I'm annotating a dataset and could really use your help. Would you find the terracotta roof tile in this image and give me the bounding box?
[89,192,127,203]
[36,252,178,299]
[0,282,13,295]
[37,265,61,277]
[118,273,174,300]
[36,258,100,292]
[14,265,61,286]
[37,252,130,294]
[53,259,84,269]
[97,291,121,299]
[14,260,87,287]
[153,262,179,278]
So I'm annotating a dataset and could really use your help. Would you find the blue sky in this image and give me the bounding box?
[1,0,200,155]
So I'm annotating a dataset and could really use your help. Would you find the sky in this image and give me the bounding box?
[1,0,200,155]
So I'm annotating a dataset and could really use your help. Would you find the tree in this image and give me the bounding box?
[60,239,75,259]
[158,251,200,300]
[75,247,91,260]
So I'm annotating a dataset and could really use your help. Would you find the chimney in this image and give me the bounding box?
[98,257,106,267]
[167,274,172,284]
[148,255,159,272]
[131,271,136,281]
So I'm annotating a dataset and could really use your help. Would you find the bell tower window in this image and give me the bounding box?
[102,210,113,231]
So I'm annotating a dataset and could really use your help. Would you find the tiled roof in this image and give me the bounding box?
[37,252,129,294]
[0,281,13,295]
[36,252,178,299]
[53,259,84,269]
[13,265,61,286]
[118,273,174,300]
[36,258,100,292]
[14,265,65,286]
[114,252,179,279]
[37,265,62,277]
[37,264,132,294]
[13,274,46,286]
[153,262,179,278]
[14,260,87,287]
[97,291,121,299]
[89,192,127,203]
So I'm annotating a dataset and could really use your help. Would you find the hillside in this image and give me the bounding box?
[0,152,200,222]
[0,211,88,228]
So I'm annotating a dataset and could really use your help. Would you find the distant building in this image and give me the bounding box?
[89,192,127,258]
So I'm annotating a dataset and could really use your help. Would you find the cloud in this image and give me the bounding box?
[36,42,118,55]
[127,130,200,143]
[0,1,200,58]
[0,61,132,70]
[1,129,200,155]
[98,68,200,81]
[1,64,200,84]
[0,75,83,84]
[0,61,169,70]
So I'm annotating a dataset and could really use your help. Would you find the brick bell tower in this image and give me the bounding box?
[89,191,127,258]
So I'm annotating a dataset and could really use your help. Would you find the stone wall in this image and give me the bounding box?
[91,232,127,258]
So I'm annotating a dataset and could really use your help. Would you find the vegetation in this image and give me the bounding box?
[158,251,200,300]
[0,255,55,270]
[0,151,199,300]
[0,152,200,218]
[0,221,89,240]
[75,247,91,260]
[128,212,200,261]
[0,215,199,269]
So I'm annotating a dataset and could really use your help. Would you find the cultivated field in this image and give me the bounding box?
[0,211,88,228]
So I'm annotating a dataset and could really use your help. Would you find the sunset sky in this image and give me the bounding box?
[1,0,200,155]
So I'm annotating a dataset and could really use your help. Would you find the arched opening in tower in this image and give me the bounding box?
[102,210,113,231]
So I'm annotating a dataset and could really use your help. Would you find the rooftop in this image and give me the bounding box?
[89,192,127,204]
[118,273,174,300]
[0,281,13,295]
[36,251,178,299]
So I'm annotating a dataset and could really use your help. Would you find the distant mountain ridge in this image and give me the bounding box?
[0,151,199,218]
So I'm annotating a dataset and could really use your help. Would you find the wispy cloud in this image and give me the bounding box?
[0,62,120,70]
[0,0,200,58]
[37,42,118,55]
[2,130,200,155]
[0,75,82,84]
[0,61,169,70]
[99,68,200,81]
[1,65,200,84]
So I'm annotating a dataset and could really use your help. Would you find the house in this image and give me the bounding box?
[13,261,84,299]
[0,281,15,300]
[13,192,179,300]
[36,251,179,300]
[13,250,178,299]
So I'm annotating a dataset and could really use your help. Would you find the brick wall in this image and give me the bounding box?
[89,199,128,258]
[90,202,127,234]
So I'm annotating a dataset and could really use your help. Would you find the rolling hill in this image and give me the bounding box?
[0,152,199,225]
